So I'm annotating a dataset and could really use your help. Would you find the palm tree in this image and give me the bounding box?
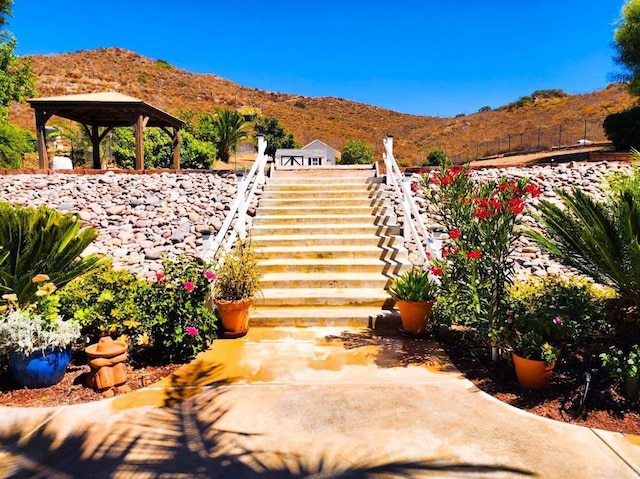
[526,156,640,328]
[0,202,105,305]
[211,107,251,163]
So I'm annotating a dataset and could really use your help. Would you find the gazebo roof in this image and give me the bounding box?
[27,92,184,128]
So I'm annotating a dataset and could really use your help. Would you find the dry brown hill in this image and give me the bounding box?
[9,48,637,165]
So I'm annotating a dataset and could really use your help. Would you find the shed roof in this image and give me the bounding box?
[27,92,184,128]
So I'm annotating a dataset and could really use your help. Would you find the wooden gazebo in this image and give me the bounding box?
[28,92,185,170]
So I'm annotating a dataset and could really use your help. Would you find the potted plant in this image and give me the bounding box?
[507,312,573,389]
[389,266,439,334]
[213,239,262,338]
[0,277,81,388]
[600,345,640,400]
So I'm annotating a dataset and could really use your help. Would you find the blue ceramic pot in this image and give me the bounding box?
[8,346,72,388]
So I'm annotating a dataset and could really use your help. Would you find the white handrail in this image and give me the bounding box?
[382,136,435,265]
[202,136,268,263]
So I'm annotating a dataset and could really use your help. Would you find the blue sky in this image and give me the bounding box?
[10,1,626,117]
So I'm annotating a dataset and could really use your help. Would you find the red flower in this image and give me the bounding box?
[473,208,495,220]
[411,182,419,192]
[450,167,464,177]
[525,183,541,198]
[488,199,503,211]
[441,247,452,257]
[439,175,454,186]
[466,250,482,260]
[155,273,165,282]
[183,281,195,291]
[507,197,525,215]
[449,229,461,240]
[430,265,443,277]
[428,174,438,184]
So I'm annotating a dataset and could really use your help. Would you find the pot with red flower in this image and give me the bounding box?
[389,266,440,334]
[213,240,262,338]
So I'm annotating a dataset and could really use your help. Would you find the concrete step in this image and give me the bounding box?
[256,205,385,217]
[256,287,394,308]
[260,189,385,200]
[250,306,390,327]
[257,257,407,275]
[261,272,391,289]
[251,223,402,236]
[252,233,400,248]
[273,165,376,179]
[264,183,378,193]
[258,197,389,208]
[255,244,401,261]
[252,214,389,226]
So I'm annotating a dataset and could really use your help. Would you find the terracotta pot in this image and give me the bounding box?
[395,299,434,334]
[625,377,639,400]
[215,298,253,338]
[512,353,555,389]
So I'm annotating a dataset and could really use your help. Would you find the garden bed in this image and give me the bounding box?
[438,327,640,435]
[0,345,181,407]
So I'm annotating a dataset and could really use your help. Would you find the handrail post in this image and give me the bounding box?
[256,135,267,185]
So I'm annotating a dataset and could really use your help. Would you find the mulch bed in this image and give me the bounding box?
[437,327,640,435]
[0,345,181,408]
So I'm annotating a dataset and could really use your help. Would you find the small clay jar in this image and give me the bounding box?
[85,337,128,390]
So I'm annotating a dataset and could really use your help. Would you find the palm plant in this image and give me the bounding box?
[526,157,640,324]
[211,107,251,163]
[0,202,105,305]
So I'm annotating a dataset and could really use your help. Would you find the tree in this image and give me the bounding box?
[615,0,640,95]
[422,149,450,167]
[340,138,375,165]
[0,120,33,168]
[211,107,251,163]
[603,106,640,149]
[254,116,299,157]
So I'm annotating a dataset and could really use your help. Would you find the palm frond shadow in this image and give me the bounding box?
[1,359,533,478]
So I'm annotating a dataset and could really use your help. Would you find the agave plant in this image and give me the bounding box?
[526,157,640,322]
[0,202,105,305]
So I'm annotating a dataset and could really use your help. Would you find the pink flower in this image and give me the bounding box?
[186,326,199,336]
[155,273,165,282]
[553,316,563,325]
[449,229,461,240]
[204,271,216,281]
[183,281,195,291]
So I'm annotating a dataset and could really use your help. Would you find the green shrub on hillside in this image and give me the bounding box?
[340,138,375,165]
[603,106,640,150]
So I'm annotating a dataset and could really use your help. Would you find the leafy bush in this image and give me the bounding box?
[0,120,34,169]
[340,138,375,165]
[600,345,640,382]
[424,165,540,344]
[603,106,640,150]
[57,262,150,337]
[141,255,218,362]
[421,149,450,167]
[507,275,615,348]
[0,202,104,305]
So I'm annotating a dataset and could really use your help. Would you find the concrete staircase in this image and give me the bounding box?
[251,166,411,326]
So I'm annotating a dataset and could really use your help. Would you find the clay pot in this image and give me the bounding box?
[512,353,555,389]
[395,299,434,334]
[215,298,253,338]
[85,337,128,390]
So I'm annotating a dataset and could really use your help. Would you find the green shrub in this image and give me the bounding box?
[214,240,262,302]
[57,262,150,338]
[507,275,616,345]
[603,107,640,150]
[141,255,219,362]
[340,138,375,165]
[421,149,450,167]
[389,267,439,302]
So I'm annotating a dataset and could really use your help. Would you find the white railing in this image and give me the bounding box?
[381,135,436,265]
[202,136,268,263]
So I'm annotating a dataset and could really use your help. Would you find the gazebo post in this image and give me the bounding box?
[135,114,149,170]
[90,124,101,169]
[35,109,51,169]
[173,127,180,170]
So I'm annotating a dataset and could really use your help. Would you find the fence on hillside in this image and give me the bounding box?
[449,118,608,164]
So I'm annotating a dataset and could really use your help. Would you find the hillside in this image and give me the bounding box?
[9,48,637,164]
